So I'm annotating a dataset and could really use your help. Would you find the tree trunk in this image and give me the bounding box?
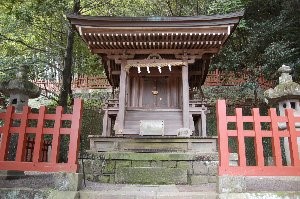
[59,0,80,109]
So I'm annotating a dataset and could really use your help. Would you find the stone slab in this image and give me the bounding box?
[0,188,79,199]
[54,173,83,191]
[218,176,300,193]
[219,192,300,199]
[115,167,188,185]
[89,136,217,153]
[108,152,218,161]
[191,175,209,185]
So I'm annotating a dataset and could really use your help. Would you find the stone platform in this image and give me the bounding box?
[80,151,219,185]
[84,136,219,185]
[88,136,218,153]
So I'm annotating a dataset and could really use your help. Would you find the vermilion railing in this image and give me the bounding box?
[217,100,300,176]
[0,99,83,173]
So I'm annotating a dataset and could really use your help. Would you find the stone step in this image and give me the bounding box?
[81,183,218,199]
[80,190,218,199]
[115,167,188,185]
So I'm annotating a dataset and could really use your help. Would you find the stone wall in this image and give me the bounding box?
[79,152,219,185]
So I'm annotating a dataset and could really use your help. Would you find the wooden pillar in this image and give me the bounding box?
[102,110,108,136]
[201,110,207,137]
[117,59,127,134]
[182,63,189,128]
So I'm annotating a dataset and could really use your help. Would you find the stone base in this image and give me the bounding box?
[218,176,300,193]
[80,151,219,185]
[219,192,300,199]
[54,173,83,191]
[0,170,25,180]
[88,136,218,153]
[0,188,80,199]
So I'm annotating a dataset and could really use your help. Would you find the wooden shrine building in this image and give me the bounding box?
[68,12,243,138]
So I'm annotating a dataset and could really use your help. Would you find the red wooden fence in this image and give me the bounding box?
[217,100,300,176]
[0,99,83,173]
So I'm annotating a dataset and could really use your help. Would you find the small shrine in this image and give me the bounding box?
[68,12,243,140]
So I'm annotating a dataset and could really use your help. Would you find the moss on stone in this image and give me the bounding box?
[98,175,110,183]
[162,161,177,168]
[102,160,115,174]
[115,167,188,185]
[115,160,131,168]
[150,160,162,167]
[132,161,151,167]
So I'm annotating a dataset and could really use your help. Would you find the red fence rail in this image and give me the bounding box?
[217,100,300,176]
[0,99,83,173]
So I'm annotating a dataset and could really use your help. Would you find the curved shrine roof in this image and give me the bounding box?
[68,11,244,88]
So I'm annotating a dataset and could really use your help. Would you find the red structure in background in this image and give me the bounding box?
[205,69,275,89]
[33,75,111,95]
[32,70,274,96]
[217,100,300,176]
[0,99,83,173]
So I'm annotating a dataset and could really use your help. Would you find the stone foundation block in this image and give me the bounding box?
[132,161,151,167]
[150,160,162,167]
[115,167,187,184]
[219,192,300,199]
[193,161,208,175]
[218,176,246,193]
[103,160,115,173]
[208,176,217,183]
[97,175,110,183]
[191,175,209,185]
[54,172,83,191]
[162,161,177,168]
[115,160,131,168]
[207,162,218,175]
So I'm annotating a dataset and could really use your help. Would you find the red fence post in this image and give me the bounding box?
[235,108,246,166]
[269,108,283,167]
[217,100,229,175]
[16,106,30,162]
[67,99,83,171]
[252,108,264,167]
[286,109,300,166]
[33,106,46,163]
[0,106,14,161]
[50,106,63,163]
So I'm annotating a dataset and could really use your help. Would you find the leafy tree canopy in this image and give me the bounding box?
[0,0,299,101]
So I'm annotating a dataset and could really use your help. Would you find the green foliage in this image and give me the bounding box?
[212,0,300,84]
[76,91,111,152]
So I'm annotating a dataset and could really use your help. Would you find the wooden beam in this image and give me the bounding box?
[182,62,190,128]
[94,48,219,55]
[126,59,194,65]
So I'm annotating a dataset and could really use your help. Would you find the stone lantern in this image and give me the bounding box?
[264,65,300,165]
[0,65,41,112]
